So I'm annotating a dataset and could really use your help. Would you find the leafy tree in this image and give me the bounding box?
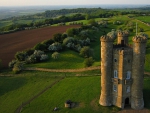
[88,19,97,26]
[53,33,62,42]
[80,46,94,58]
[12,62,24,74]
[34,43,47,51]
[15,51,27,61]
[66,28,79,37]
[48,42,62,51]
[52,52,60,60]
[84,57,95,67]
[8,60,17,68]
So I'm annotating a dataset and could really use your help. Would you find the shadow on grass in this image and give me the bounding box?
[0,77,27,96]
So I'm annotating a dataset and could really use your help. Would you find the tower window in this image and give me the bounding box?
[113,85,117,92]
[128,60,130,63]
[126,71,131,79]
[126,86,130,93]
[114,58,117,62]
[114,70,118,78]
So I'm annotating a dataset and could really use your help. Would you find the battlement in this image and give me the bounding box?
[100,35,115,42]
[132,36,147,43]
[113,48,132,55]
[118,31,129,37]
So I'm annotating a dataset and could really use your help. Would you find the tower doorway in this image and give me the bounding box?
[124,97,130,108]
[125,98,129,105]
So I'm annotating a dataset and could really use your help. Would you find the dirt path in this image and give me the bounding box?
[24,66,100,72]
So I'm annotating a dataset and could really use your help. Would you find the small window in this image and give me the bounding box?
[126,86,130,93]
[113,85,117,92]
[126,71,131,79]
[128,60,130,63]
[114,59,117,62]
[114,70,118,78]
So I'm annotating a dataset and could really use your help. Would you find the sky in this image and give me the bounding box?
[0,0,150,6]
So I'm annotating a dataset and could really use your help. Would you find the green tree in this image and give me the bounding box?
[15,51,27,61]
[88,19,97,26]
[79,46,94,58]
[51,52,60,60]
[84,57,95,67]
[53,33,62,42]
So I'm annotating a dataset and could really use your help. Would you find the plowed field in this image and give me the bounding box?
[0,25,80,67]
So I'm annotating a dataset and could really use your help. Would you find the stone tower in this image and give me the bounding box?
[131,36,147,109]
[99,31,147,109]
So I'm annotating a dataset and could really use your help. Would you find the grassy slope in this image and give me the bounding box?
[0,71,62,113]
[22,76,150,113]
[22,76,120,113]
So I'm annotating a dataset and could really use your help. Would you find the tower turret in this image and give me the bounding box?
[117,31,129,45]
[131,35,147,110]
[99,35,115,106]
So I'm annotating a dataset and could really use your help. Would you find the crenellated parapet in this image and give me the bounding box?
[117,30,129,37]
[100,35,115,42]
[132,36,147,43]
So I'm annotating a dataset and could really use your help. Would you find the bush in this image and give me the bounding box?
[12,62,24,74]
[84,57,95,67]
[8,60,17,68]
[80,46,94,58]
[53,33,62,42]
[63,37,74,46]
[48,42,62,51]
[15,51,27,61]
[51,52,60,60]
[34,43,47,51]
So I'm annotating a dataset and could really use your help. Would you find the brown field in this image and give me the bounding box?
[0,25,80,68]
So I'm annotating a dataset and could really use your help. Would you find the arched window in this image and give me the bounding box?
[126,71,131,79]
[114,70,118,78]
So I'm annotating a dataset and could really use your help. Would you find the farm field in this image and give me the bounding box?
[0,25,80,67]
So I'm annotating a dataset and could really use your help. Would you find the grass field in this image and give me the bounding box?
[26,50,85,69]
[135,16,150,23]
[0,70,149,113]
[0,71,63,113]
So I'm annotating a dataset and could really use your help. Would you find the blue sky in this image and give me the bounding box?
[0,0,150,6]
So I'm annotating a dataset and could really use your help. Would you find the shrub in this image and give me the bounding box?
[79,46,94,58]
[53,33,62,42]
[63,37,75,46]
[12,62,24,74]
[40,54,49,61]
[84,57,95,67]
[48,42,62,51]
[8,60,17,68]
[34,43,47,51]
[52,52,60,60]
[66,28,79,37]
[15,51,27,61]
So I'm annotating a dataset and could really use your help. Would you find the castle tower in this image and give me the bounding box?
[117,31,129,45]
[99,31,147,109]
[99,35,115,106]
[112,48,133,108]
[131,36,147,110]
